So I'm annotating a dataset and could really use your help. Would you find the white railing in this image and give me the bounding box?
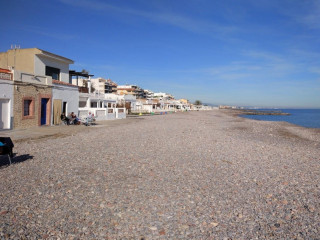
[78,107,125,120]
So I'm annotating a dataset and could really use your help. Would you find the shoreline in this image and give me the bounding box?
[220,108,320,131]
[219,109,320,144]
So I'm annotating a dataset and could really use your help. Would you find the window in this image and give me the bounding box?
[91,102,97,108]
[46,66,60,80]
[24,100,32,116]
[22,97,35,119]
[79,101,86,108]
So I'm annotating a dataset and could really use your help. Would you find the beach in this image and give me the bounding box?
[0,110,319,239]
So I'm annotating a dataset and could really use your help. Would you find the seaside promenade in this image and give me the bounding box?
[0,110,319,239]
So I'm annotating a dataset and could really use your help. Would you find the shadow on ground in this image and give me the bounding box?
[0,154,34,168]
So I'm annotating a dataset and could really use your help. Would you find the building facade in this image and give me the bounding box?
[117,85,146,99]
[12,70,52,129]
[0,68,14,129]
[0,48,76,128]
[52,81,79,125]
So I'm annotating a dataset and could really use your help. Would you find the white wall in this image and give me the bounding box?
[52,84,79,119]
[78,108,117,120]
[106,109,116,120]
[116,108,126,119]
[105,93,119,101]
[34,55,70,83]
[14,70,52,86]
[0,79,14,129]
[124,94,137,110]
[78,110,89,119]
[72,78,86,87]
[90,78,106,94]
[142,105,153,113]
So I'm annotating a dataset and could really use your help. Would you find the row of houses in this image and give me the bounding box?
[83,80,211,114]
[0,47,211,130]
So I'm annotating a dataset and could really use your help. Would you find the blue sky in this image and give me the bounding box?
[1,0,320,108]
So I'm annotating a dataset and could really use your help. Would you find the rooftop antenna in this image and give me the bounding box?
[10,44,20,70]
[11,44,20,49]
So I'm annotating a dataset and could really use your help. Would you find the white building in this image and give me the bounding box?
[0,48,77,127]
[153,92,174,100]
[29,48,76,125]
[144,89,154,99]
[52,82,79,124]
[0,69,13,130]
[90,77,106,94]
[78,91,126,121]
[117,84,145,98]
[123,94,137,112]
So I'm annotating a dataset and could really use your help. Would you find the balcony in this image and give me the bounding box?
[79,86,89,93]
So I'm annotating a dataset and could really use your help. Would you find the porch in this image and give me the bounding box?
[78,93,126,120]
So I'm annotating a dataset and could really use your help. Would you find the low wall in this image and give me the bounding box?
[116,108,126,119]
[106,109,116,120]
[95,109,106,120]
[78,108,122,121]
[78,110,89,119]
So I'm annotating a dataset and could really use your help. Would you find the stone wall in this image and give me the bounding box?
[14,83,52,129]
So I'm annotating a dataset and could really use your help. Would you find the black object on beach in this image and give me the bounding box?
[0,137,14,165]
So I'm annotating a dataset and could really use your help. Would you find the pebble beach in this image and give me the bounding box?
[0,110,319,239]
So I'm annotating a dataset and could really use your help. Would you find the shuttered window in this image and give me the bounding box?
[24,100,32,116]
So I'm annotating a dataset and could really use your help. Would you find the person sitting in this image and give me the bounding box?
[71,112,80,125]
[66,112,73,125]
[85,112,93,126]
[60,113,70,125]
[68,112,75,125]
[91,113,96,122]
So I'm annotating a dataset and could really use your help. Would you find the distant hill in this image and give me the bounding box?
[202,103,218,107]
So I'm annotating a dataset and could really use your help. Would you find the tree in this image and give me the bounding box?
[81,69,89,75]
[90,84,95,93]
[194,100,202,105]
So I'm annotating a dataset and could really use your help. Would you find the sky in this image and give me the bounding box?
[1,0,320,108]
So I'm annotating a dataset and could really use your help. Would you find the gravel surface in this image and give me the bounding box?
[1,110,319,239]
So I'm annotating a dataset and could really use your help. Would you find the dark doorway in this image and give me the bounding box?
[41,98,49,125]
[63,101,67,114]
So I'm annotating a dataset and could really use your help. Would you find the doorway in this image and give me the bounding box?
[62,101,67,115]
[40,98,49,125]
[53,99,62,125]
[0,99,10,129]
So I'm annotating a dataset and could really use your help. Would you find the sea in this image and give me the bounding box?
[240,109,320,129]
